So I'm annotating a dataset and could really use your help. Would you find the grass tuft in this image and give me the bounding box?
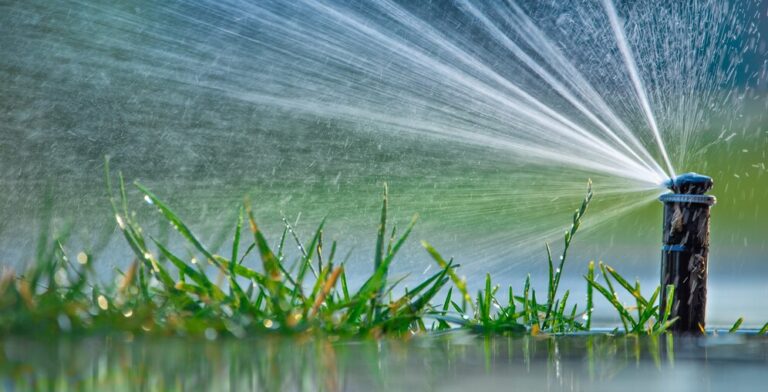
[0,166,751,338]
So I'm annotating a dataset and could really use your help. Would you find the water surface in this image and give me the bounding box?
[2,332,767,391]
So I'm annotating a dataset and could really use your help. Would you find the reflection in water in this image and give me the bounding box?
[2,332,766,391]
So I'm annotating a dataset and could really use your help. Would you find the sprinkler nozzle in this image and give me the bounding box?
[659,172,715,334]
[664,172,713,194]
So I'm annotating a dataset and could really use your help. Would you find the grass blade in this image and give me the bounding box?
[586,261,594,330]
[586,277,632,333]
[729,317,744,333]
[231,206,244,274]
[135,183,221,269]
[422,241,475,314]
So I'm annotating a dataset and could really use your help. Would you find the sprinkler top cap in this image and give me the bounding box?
[664,172,713,194]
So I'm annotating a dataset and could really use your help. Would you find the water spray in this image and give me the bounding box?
[659,173,715,333]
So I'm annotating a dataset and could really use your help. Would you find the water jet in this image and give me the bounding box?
[659,172,715,333]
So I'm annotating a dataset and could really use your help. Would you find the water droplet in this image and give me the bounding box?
[115,214,125,230]
[54,269,69,287]
[144,195,153,205]
[97,295,109,311]
[76,252,88,265]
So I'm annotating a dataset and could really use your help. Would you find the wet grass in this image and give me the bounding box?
[0,161,748,339]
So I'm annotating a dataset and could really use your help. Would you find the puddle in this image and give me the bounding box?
[2,331,766,391]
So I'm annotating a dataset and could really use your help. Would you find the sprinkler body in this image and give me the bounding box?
[659,173,715,333]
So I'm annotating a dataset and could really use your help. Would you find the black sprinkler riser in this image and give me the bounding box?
[659,173,715,334]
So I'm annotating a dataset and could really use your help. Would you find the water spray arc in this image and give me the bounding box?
[659,173,715,333]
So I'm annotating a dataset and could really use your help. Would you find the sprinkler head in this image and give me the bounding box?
[664,172,713,195]
[659,172,715,334]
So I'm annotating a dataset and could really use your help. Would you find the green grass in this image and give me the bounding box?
[0,163,751,338]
